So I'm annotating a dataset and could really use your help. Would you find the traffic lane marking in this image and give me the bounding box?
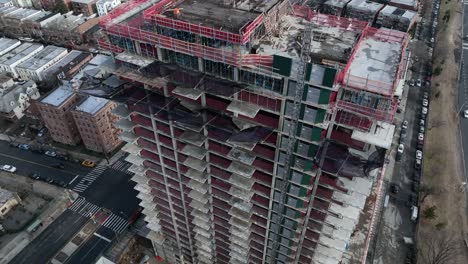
[0,152,78,176]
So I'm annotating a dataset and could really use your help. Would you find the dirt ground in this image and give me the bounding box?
[118,236,158,264]
[419,0,468,263]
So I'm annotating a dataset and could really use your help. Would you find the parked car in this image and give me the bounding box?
[400,129,407,141]
[416,150,423,160]
[18,144,30,150]
[422,107,428,115]
[418,133,424,143]
[28,172,40,179]
[81,160,96,168]
[51,163,65,169]
[419,119,425,127]
[411,181,419,192]
[390,183,401,194]
[37,127,48,137]
[31,147,44,154]
[416,79,422,87]
[1,165,17,173]
[415,159,422,170]
[44,150,57,157]
[408,194,417,207]
[56,154,69,161]
[9,142,19,148]
[397,144,405,153]
[408,80,415,86]
[422,99,429,107]
[419,126,425,134]
[402,120,408,130]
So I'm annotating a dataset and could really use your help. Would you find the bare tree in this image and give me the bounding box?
[418,231,461,264]
[419,184,440,204]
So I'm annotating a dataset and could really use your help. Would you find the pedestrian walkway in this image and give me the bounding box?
[111,160,132,174]
[68,197,102,218]
[103,213,129,234]
[72,165,106,193]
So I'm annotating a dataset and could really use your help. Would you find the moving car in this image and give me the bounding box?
[44,150,57,157]
[18,144,30,150]
[82,160,96,168]
[1,165,17,173]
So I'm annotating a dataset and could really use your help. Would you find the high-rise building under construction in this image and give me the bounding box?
[100,0,409,263]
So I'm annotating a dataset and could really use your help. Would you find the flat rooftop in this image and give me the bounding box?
[0,187,15,207]
[257,15,360,63]
[347,0,383,13]
[43,14,87,31]
[75,96,109,114]
[390,0,417,8]
[161,0,263,33]
[4,8,41,20]
[0,38,21,56]
[324,0,351,9]
[72,0,96,4]
[27,10,56,23]
[43,50,91,78]
[380,5,417,20]
[41,86,75,107]
[344,29,403,94]
[0,42,43,66]
[88,54,112,66]
[17,45,67,71]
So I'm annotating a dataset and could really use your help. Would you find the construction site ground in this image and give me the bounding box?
[419,0,468,263]
[117,236,158,264]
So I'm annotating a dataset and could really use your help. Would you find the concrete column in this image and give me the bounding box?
[156,47,163,61]
[198,57,203,72]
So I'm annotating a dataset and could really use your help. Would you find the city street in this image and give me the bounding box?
[9,155,140,264]
[372,1,437,263]
[0,141,93,184]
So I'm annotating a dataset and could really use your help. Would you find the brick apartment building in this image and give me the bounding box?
[71,0,97,16]
[71,95,122,154]
[99,0,409,263]
[36,86,81,145]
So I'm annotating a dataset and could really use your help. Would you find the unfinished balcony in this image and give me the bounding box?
[135,183,151,194]
[228,147,256,165]
[230,205,252,220]
[112,104,131,119]
[115,118,136,132]
[188,190,209,204]
[187,179,208,194]
[172,86,204,101]
[180,144,207,160]
[229,173,254,190]
[189,199,210,214]
[227,100,261,118]
[185,169,208,183]
[137,191,152,202]
[131,174,148,185]
[128,164,146,175]
[122,142,143,155]
[320,225,352,244]
[179,131,206,147]
[230,185,254,201]
[228,161,255,178]
[229,215,251,230]
[183,157,208,172]
[147,221,162,232]
[192,217,211,231]
[119,131,138,143]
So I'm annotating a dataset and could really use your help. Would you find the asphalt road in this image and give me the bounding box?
[9,155,140,264]
[9,210,90,264]
[0,141,93,184]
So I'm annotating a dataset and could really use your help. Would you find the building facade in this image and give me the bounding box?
[36,86,81,145]
[99,1,408,263]
[71,96,122,154]
[71,0,97,16]
[0,187,21,219]
[41,50,93,87]
[0,75,39,120]
[96,0,120,17]
[0,42,43,78]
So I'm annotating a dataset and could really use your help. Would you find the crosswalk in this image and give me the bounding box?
[111,160,132,174]
[463,42,468,50]
[103,213,129,234]
[68,197,102,217]
[72,165,106,193]
[68,197,130,234]
[464,0,468,5]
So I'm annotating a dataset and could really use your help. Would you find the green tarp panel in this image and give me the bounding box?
[311,127,323,141]
[301,174,312,186]
[307,144,318,158]
[322,68,337,87]
[315,109,326,123]
[299,186,308,196]
[305,63,312,81]
[318,89,331,104]
[273,55,292,77]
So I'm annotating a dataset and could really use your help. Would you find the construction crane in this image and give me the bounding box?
[269,23,313,261]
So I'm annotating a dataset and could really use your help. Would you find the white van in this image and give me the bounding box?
[411,206,418,221]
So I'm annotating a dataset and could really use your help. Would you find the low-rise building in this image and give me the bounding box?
[0,75,39,120]
[41,12,100,46]
[0,187,21,218]
[41,50,92,87]
[96,0,120,17]
[71,0,97,16]
[72,95,121,153]
[0,0,13,8]
[15,45,68,82]
[0,42,43,78]
[12,0,33,8]
[346,0,384,23]
[36,85,81,145]
[376,5,417,32]
[0,38,21,56]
